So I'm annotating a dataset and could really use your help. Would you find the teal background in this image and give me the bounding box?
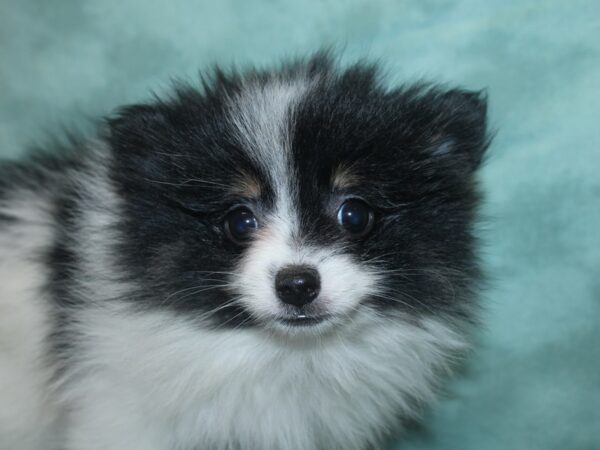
[1,1,599,449]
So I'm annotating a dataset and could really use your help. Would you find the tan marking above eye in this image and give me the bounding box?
[231,173,262,199]
[331,164,361,190]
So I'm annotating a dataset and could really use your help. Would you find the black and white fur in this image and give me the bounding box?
[0,53,489,450]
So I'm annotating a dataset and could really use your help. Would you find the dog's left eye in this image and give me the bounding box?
[224,207,258,244]
[337,199,374,238]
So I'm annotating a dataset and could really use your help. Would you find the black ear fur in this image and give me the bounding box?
[427,88,489,173]
[106,104,168,155]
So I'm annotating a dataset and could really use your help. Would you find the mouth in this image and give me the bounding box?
[276,314,331,327]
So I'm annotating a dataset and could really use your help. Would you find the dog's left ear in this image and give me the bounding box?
[426,88,490,173]
[107,103,169,157]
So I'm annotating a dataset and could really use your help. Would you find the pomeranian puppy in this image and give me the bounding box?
[0,53,489,450]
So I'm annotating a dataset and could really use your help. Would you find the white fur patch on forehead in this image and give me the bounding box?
[227,79,308,187]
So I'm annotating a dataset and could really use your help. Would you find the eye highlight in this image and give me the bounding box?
[224,207,258,244]
[336,199,374,238]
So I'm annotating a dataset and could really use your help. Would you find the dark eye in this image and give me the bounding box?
[224,207,258,244]
[337,199,374,237]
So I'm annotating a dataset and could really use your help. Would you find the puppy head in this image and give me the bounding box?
[107,55,488,335]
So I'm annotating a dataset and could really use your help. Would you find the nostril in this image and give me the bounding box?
[275,266,321,308]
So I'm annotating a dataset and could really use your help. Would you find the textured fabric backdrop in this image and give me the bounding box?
[1,1,599,449]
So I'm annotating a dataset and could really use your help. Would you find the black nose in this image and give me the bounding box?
[275,266,321,308]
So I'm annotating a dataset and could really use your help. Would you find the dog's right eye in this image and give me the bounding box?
[224,207,258,244]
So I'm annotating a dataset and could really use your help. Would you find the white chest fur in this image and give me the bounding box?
[60,306,466,450]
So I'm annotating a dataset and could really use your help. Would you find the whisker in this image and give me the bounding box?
[219,305,251,329]
[370,291,433,314]
[169,285,231,307]
[183,270,237,276]
[153,151,187,158]
[163,283,228,302]
[162,284,230,308]
[143,177,231,190]
[192,297,243,323]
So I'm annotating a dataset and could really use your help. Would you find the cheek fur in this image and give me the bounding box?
[310,249,380,316]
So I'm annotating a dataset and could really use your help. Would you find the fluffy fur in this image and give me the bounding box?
[0,53,489,450]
